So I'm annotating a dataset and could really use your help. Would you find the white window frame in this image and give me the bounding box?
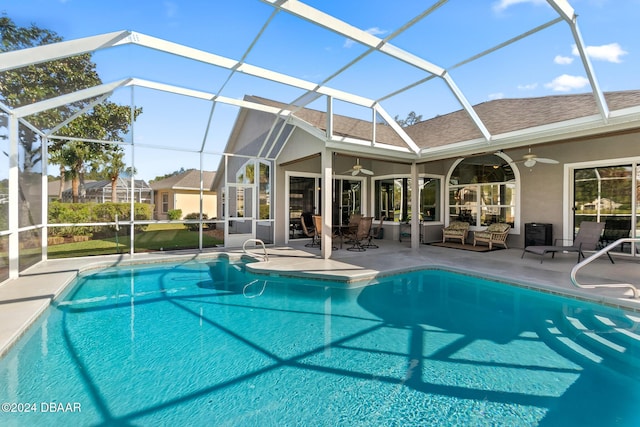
[564,156,640,248]
[445,152,521,232]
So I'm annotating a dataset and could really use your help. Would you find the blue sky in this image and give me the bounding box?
[2,0,639,180]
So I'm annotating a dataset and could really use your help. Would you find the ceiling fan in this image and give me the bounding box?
[513,148,559,168]
[341,158,373,176]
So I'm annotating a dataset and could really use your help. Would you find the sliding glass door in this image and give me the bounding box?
[572,162,638,254]
[288,175,320,241]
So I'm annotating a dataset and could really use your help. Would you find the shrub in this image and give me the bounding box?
[0,204,7,230]
[168,209,182,220]
[184,212,207,231]
[48,202,153,237]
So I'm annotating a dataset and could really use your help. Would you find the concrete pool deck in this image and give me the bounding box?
[1,240,639,357]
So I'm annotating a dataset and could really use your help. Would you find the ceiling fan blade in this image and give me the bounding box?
[340,169,354,174]
[536,157,559,164]
[352,169,360,176]
[360,168,374,175]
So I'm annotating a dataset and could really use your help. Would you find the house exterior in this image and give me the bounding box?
[55,178,152,204]
[214,91,640,253]
[150,169,217,220]
[2,2,639,280]
[47,179,79,202]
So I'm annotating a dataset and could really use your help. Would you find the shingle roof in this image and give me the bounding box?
[405,90,640,148]
[58,179,151,196]
[150,169,216,191]
[81,179,150,190]
[248,90,640,150]
[245,95,407,148]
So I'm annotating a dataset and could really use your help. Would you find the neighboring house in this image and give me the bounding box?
[214,90,640,250]
[54,178,152,204]
[150,169,217,220]
[47,179,81,202]
[581,198,623,212]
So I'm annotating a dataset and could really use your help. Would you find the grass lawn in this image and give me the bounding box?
[47,224,223,259]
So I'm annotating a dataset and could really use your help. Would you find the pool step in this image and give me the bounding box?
[540,318,604,368]
[558,308,640,372]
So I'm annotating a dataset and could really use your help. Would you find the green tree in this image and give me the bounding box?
[151,167,189,183]
[48,146,68,200]
[98,149,127,202]
[0,15,102,172]
[53,101,141,202]
[0,15,141,202]
[394,111,422,127]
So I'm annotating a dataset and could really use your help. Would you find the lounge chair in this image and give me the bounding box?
[442,221,470,245]
[600,218,631,251]
[300,213,319,248]
[473,223,511,250]
[363,216,385,248]
[521,221,613,263]
[345,216,373,252]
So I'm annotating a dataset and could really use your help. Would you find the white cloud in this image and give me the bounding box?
[492,0,546,12]
[488,92,505,100]
[571,43,628,63]
[517,83,538,90]
[344,27,387,48]
[366,27,386,36]
[554,55,574,65]
[544,74,589,92]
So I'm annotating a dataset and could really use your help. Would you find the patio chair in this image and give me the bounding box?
[300,213,319,248]
[341,213,362,244]
[600,218,631,251]
[312,215,338,249]
[345,216,373,252]
[442,221,470,245]
[473,223,511,250]
[521,221,613,264]
[348,213,362,227]
[363,216,385,248]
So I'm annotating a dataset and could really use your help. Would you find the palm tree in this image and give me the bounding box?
[102,150,127,202]
[48,147,68,200]
[57,142,94,203]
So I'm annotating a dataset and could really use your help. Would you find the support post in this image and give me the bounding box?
[411,161,420,249]
[320,148,333,259]
[8,115,19,279]
[41,136,49,261]
[129,86,135,255]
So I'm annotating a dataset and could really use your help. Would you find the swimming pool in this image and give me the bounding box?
[1,258,639,426]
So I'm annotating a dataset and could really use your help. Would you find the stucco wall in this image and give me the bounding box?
[227,103,639,249]
[154,190,217,220]
[419,131,639,248]
[175,192,217,219]
[275,128,325,245]
[516,132,638,247]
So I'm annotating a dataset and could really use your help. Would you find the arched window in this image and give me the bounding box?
[234,158,272,219]
[447,154,517,228]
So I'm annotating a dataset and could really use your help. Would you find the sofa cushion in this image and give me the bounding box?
[486,223,510,233]
[445,221,469,231]
[475,223,510,240]
[445,229,466,236]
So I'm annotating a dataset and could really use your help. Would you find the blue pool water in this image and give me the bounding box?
[1,258,639,426]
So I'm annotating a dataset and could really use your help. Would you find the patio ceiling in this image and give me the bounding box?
[0,0,620,163]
